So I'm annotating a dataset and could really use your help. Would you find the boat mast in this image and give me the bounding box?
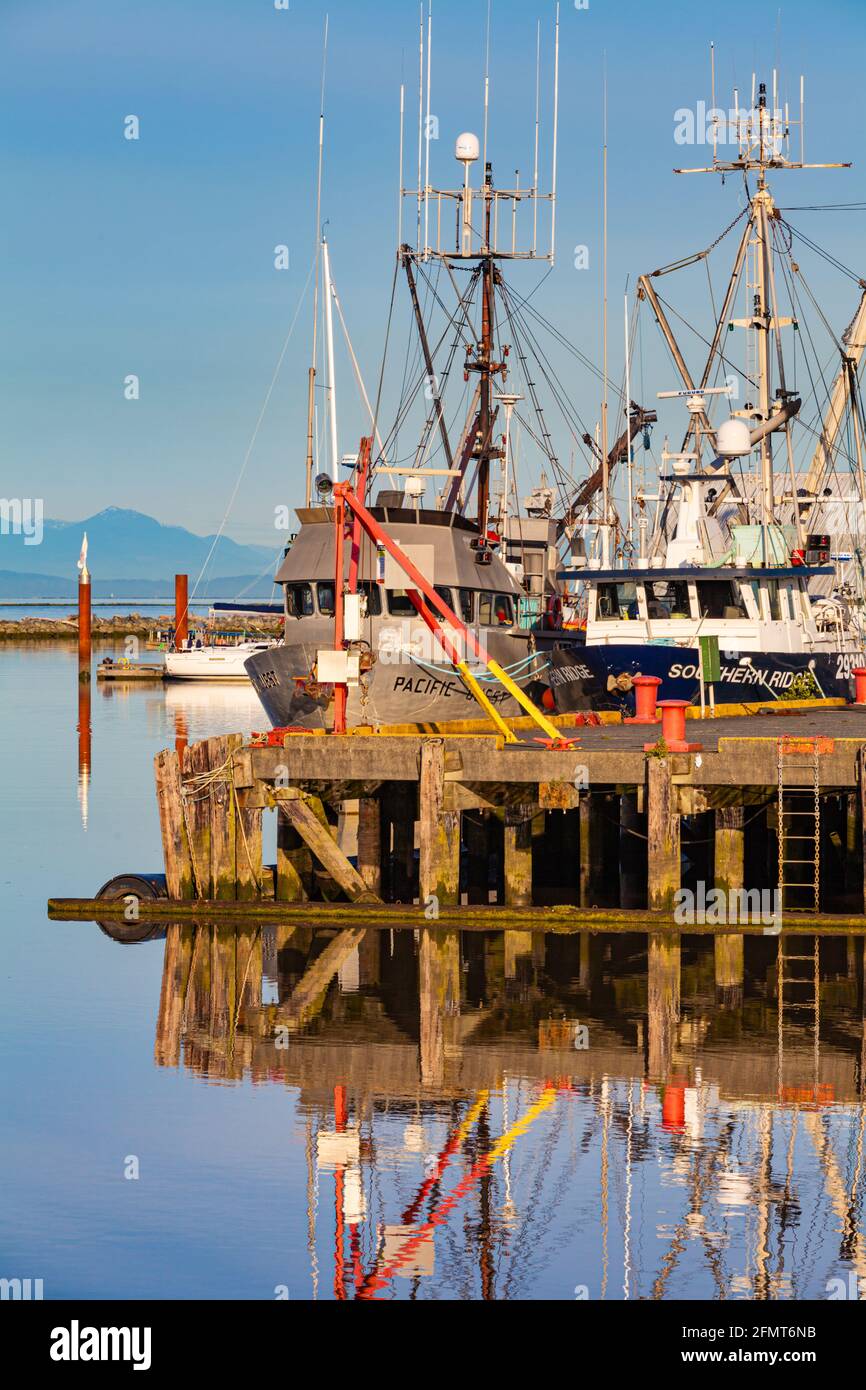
[657,66,850,550]
[754,109,776,559]
[396,6,559,525]
[600,60,610,565]
[477,168,495,531]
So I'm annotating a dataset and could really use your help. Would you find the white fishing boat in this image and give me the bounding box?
[551,71,866,713]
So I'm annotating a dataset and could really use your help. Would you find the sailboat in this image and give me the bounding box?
[165,605,280,682]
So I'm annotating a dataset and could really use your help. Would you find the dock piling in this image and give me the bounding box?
[419,739,460,907]
[77,563,91,677]
[276,813,309,902]
[208,735,239,901]
[175,574,188,650]
[357,796,382,899]
[647,757,681,912]
[154,750,194,899]
[714,805,746,1002]
[504,803,534,908]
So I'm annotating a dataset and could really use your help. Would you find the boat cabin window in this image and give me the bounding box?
[386,590,412,615]
[459,588,475,623]
[695,579,747,620]
[314,582,384,617]
[360,582,382,617]
[478,592,514,627]
[644,580,691,620]
[387,586,453,616]
[595,581,638,620]
[285,583,314,618]
[434,586,455,612]
[764,580,783,622]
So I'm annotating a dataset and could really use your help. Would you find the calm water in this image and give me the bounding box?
[2,643,866,1301]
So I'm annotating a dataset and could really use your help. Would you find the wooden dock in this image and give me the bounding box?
[48,704,866,930]
[97,661,165,682]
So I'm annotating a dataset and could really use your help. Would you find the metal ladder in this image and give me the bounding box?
[776,736,821,915]
[776,737,825,1098]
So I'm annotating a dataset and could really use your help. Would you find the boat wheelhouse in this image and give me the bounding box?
[585,564,839,655]
[245,499,559,730]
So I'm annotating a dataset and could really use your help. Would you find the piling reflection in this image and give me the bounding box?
[149,922,866,1298]
[76,677,91,831]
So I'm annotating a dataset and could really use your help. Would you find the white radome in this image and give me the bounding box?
[455,131,480,163]
[716,417,753,458]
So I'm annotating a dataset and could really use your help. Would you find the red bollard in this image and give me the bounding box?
[853,667,866,705]
[624,674,663,725]
[644,698,703,753]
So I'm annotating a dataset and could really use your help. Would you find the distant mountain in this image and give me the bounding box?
[0,508,278,582]
[0,571,279,601]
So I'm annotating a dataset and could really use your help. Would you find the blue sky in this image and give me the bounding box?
[2,0,865,548]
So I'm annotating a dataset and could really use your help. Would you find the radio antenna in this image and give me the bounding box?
[551,3,560,264]
[305,13,329,507]
[532,20,541,255]
[416,3,424,250]
[398,82,405,248]
[483,0,492,168]
[424,1,433,257]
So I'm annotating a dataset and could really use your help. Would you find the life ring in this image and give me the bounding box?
[545,596,563,629]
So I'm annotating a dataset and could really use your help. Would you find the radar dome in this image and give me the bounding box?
[455,132,480,163]
[716,418,752,458]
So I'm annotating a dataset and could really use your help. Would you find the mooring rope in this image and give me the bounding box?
[179,751,262,894]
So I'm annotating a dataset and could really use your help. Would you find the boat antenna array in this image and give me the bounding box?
[397,2,561,263]
[674,49,850,181]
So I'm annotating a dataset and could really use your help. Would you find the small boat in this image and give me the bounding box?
[166,638,278,682]
[166,608,280,683]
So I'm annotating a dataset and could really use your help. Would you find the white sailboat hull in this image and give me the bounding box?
[165,642,277,682]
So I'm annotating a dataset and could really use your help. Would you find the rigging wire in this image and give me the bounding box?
[780,218,866,288]
[187,257,315,606]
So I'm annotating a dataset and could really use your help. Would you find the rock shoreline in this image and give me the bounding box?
[0,613,284,642]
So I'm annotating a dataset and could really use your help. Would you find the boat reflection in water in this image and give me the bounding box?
[142,921,866,1300]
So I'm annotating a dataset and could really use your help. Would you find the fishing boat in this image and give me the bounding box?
[247,9,601,731]
[550,71,866,714]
